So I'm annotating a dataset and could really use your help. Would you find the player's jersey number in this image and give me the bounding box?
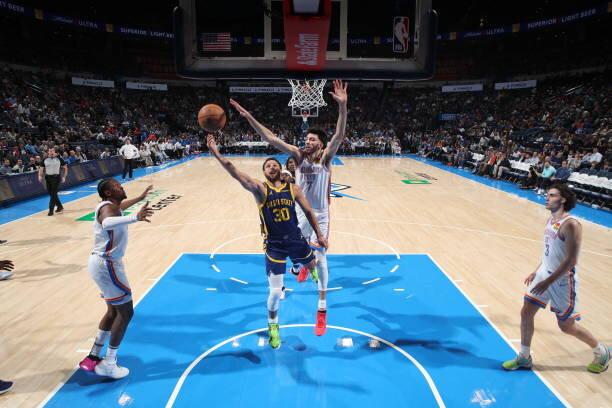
[273,208,291,222]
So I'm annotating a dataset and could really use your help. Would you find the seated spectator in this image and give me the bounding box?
[581,161,600,175]
[0,159,13,175]
[494,153,511,179]
[521,164,541,190]
[61,151,71,164]
[584,147,603,165]
[11,159,25,174]
[75,146,87,162]
[551,160,572,183]
[100,148,112,159]
[536,160,556,194]
[174,140,184,158]
[477,150,497,177]
[139,144,153,167]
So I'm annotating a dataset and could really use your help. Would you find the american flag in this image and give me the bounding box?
[201,33,232,51]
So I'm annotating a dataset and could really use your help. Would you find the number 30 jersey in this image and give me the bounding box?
[259,182,302,240]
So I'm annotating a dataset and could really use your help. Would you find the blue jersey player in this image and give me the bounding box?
[207,135,328,349]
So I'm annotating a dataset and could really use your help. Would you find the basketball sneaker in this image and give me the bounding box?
[94,359,130,379]
[315,310,327,336]
[587,346,610,374]
[0,271,13,281]
[502,354,533,371]
[296,265,309,282]
[0,380,13,395]
[79,354,102,372]
[280,286,286,300]
[268,323,281,349]
[290,265,300,276]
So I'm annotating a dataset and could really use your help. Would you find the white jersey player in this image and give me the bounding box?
[503,183,609,374]
[230,79,348,336]
[79,179,153,379]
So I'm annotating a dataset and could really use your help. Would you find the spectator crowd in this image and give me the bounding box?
[1,65,610,208]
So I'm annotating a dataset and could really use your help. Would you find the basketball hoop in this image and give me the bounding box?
[287,79,327,110]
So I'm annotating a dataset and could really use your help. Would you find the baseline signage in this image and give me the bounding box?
[72,77,115,88]
[494,80,537,90]
[441,84,483,93]
[1,1,608,42]
[126,82,168,91]
[0,157,123,206]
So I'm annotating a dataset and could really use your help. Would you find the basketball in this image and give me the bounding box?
[198,104,226,132]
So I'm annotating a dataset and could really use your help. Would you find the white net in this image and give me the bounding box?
[287,79,327,110]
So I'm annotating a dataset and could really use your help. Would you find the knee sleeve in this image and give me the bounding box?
[315,249,329,291]
[267,274,284,312]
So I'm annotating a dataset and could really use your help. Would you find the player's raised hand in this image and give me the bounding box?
[206,134,219,153]
[0,260,14,271]
[137,201,154,223]
[140,185,153,200]
[229,99,253,119]
[329,79,348,106]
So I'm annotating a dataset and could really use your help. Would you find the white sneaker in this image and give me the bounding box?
[94,359,130,379]
[280,286,286,300]
[0,271,13,281]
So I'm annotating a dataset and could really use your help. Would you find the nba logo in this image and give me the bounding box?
[393,16,409,53]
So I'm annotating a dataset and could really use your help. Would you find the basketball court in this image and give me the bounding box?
[0,155,610,407]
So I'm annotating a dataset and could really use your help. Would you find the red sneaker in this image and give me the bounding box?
[296,265,309,283]
[315,310,327,336]
[79,355,102,371]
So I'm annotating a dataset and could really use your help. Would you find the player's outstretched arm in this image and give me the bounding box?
[322,80,348,166]
[207,135,265,202]
[98,201,153,229]
[292,184,329,249]
[120,185,153,210]
[229,99,301,159]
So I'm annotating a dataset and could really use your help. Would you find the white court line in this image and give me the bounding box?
[2,156,198,228]
[205,288,217,292]
[425,254,570,407]
[334,217,611,259]
[327,286,343,291]
[211,264,221,273]
[410,156,609,231]
[164,324,445,408]
[229,277,248,285]
[394,288,405,292]
[390,265,399,273]
[362,277,381,285]
[334,231,400,260]
[37,253,184,408]
[134,218,254,232]
[209,233,261,259]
